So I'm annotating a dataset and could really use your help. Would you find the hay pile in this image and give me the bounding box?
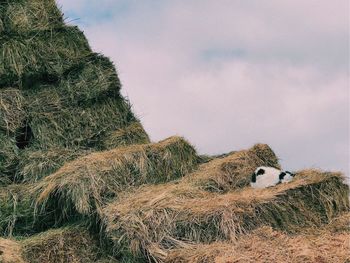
[0,237,25,263]
[0,226,118,263]
[34,136,198,222]
[165,213,350,263]
[103,169,349,261]
[0,0,149,186]
[1,1,349,262]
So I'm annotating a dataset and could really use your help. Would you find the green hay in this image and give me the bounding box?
[0,184,35,236]
[0,133,18,184]
[0,88,26,134]
[34,137,199,224]
[0,26,91,87]
[104,122,150,149]
[57,53,122,106]
[16,148,92,183]
[102,170,349,261]
[0,0,63,33]
[26,96,138,150]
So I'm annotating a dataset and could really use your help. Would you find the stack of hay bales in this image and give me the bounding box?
[1,1,349,263]
[0,0,150,185]
[103,166,349,261]
[165,213,350,263]
[0,226,118,263]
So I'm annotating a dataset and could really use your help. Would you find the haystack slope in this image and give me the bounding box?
[0,1,349,263]
[103,169,349,261]
[34,136,199,221]
[0,0,149,186]
[165,213,350,263]
[0,226,119,263]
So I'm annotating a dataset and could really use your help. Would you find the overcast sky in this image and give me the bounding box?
[56,0,349,175]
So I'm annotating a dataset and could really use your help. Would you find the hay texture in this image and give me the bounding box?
[16,148,91,183]
[0,238,25,263]
[0,134,18,184]
[103,169,349,261]
[0,88,25,134]
[0,26,91,87]
[0,184,37,236]
[34,136,198,222]
[0,0,148,185]
[20,226,118,263]
[165,213,350,263]
[1,226,118,263]
[0,0,63,33]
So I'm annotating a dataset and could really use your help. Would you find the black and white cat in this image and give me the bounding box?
[250,166,295,189]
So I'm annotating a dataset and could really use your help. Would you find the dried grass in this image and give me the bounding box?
[0,184,37,236]
[0,237,25,263]
[20,226,117,263]
[34,136,199,222]
[103,169,349,261]
[16,148,92,183]
[0,0,63,33]
[104,122,150,149]
[0,88,25,134]
[0,26,91,87]
[0,133,18,184]
[165,213,350,263]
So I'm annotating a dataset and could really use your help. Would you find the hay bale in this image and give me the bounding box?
[0,26,91,87]
[0,0,63,33]
[22,53,122,108]
[104,122,150,149]
[0,133,18,184]
[20,226,116,263]
[0,238,26,263]
[34,136,199,222]
[0,184,35,236]
[0,88,26,134]
[103,169,349,261]
[57,53,121,106]
[26,96,137,150]
[165,213,350,263]
[190,143,280,191]
[16,148,92,183]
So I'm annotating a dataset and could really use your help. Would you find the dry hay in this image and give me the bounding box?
[0,184,38,236]
[16,148,92,183]
[0,26,91,87]
[56,53,121,106]
[189,143,280,191]
[0,237,25,263]
[34,136,199,222]
[26,95,137,150]
[20,226,117,263]
[165,213,350,263]
[1,226,118,263]
[0,88,25,134]
[103,169,349,261]
[104,122,150,149]
[0,133,18,184]
[0,0,63,33]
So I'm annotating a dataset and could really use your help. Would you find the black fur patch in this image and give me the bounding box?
[286,171,295,177]
[257,169,265,176]
[279,172,286,181]
[251,173,257,183]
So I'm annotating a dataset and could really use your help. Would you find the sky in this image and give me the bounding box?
[56,0,349,175]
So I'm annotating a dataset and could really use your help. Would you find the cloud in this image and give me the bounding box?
[56,0,349,174]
